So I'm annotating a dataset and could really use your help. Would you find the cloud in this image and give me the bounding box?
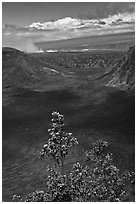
[27,17,91,30]
[14,11,135,32]
[3,10,135,52]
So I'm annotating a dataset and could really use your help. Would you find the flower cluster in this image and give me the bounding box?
[40,111,78,168]
[86,140,108,163]
[122,170,135,184]
[45,167,71,201]
[12,191,47,202]
[69,163,93,201]
[12,195,22,202]
[25,191,46,202]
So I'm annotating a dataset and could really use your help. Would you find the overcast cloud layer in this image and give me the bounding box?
[3,4,135,52]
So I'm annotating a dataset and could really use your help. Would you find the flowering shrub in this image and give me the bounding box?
[84,140,135,202]
[12,112,134,202]
[40,111,78,170]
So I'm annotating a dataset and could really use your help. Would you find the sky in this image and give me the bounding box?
[2,2,135,52]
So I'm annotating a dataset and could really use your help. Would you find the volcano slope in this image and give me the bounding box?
[2,47,64,88]
[2,47,135,201]
[99,46,135,89]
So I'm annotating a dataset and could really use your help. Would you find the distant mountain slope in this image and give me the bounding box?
[2,47,60,87]
[105,46,135,89]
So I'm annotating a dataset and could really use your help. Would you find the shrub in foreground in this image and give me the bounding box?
[12,111,135,202]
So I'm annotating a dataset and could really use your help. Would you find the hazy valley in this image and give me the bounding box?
[2,44,135,201]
